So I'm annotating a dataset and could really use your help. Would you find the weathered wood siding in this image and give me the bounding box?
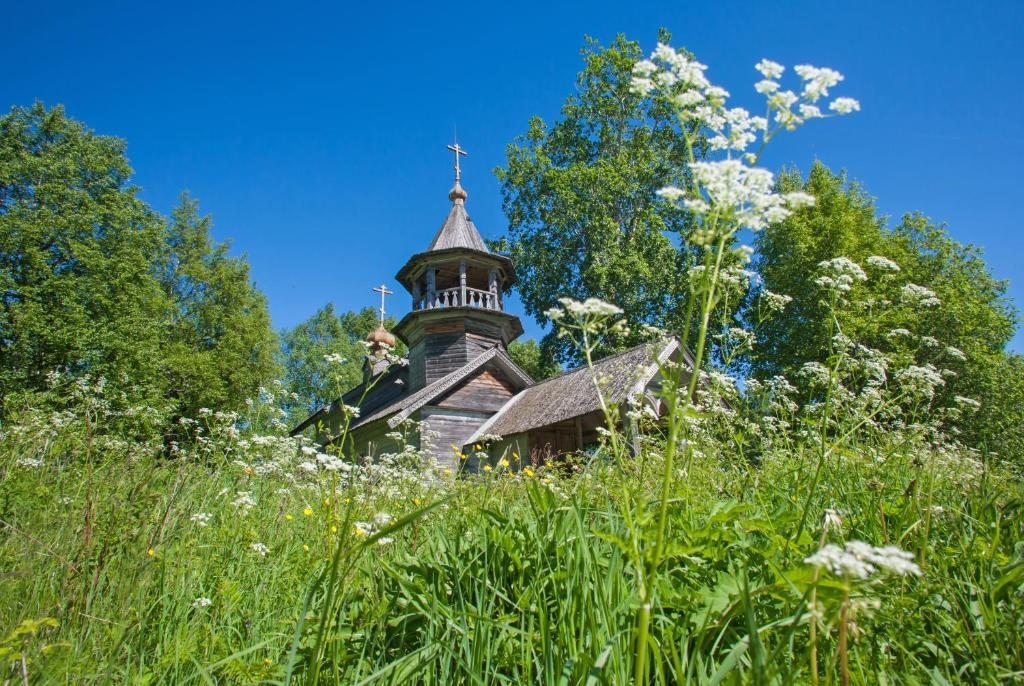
[419,406,491,467]
[347,419,417,460]
[407,341,426,391]
[437,368,515,411]
[406,318,508,389]
[423,321,469,384]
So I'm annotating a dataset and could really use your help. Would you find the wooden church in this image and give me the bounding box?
[291,144,683,469]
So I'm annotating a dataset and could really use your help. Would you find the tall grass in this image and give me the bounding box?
[1,406,1021,683]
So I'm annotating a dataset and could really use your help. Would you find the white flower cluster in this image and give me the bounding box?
[545,297,623,321]
[895,364,946,399]
[323,353,346,365]
[805,541,921,579]
[681,160,817,231]
[190,512,212,527]
[815,257,867,292]
[865,255,901,272]
[944,346,967,362]
[250,542,270,557]
[232,491,256,512]
[900,283,940,308]
[632,47,857,237]
[354,512,395,545]
[760,290,793,313]
[799,361,832,386]
[192,597,212,609]
[954,395,981,411]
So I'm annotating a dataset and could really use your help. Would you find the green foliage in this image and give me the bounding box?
[1,389,1020,684]
[506,338,561,381]
[279,304,402,413]
[0,103,169,413]
[0,103,278,433]
[494,32,702,366]
[751,162,1020,455]
[158,193,280,419]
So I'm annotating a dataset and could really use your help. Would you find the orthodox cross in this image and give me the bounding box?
[446,140,468,182]
[372,283,393,325]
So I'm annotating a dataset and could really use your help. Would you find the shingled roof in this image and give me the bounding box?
[338,345,532,433]
[426,183,489,252]
[467,338,683,442]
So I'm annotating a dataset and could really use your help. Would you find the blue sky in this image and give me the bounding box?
[4,1,1022,351]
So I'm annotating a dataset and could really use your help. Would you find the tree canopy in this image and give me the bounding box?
[494,32,702,366]
[750,161,1020,455]
[0,103,278,430]
[279,304,402,414]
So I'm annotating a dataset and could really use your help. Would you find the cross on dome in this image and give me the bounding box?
[372,283,393,325]
[446,140,468,183]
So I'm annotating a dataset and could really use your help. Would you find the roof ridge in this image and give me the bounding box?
[528,339,666,388]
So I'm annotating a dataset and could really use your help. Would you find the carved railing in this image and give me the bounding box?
[416,286,499,311]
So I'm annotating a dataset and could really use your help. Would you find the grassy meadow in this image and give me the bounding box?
[1,378,1021,684]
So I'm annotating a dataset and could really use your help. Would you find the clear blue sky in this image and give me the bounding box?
[4,1,1022,351]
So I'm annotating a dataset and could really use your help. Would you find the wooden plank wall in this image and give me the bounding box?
[419,407,491,467]
[437,369,515,412]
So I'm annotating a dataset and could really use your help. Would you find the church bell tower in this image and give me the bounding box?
[393,142,523,392]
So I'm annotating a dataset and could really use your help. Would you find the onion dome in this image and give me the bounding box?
[448,180,468,203]
[365,324,396,350]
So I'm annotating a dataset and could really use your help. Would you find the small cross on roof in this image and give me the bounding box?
[372,283,394,325]
[446,140,468,182]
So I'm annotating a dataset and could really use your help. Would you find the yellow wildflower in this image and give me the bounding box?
[303,507,313,517]
[285,513,294,521]
[523,466,536,478]
[482,465,492,473]
[498,458,510,469]
[147,548,155,557]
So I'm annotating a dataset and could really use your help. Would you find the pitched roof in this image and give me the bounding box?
[288,364,409,437]
[466,338,683,442]
[345,346,533,432]
[427,199,489,253]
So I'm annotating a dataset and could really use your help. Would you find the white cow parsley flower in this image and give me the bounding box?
[865,255,900,272]
[806,541,921,579]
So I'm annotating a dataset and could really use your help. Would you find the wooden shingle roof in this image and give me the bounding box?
[467,338,682,442]
[426,196,489,253]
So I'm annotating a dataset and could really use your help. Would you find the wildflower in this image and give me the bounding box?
[482,465,492,473]
[192,597,212,609]
[285,513,293,521]
[900,283,940,307]
[147,548,156,557]
[760,290,793,313]
[954,395,981,411]
[353,522,372,537]
[945,346,967,362]
[303,507,313,517]
[755,58,785,79]
[823,509,844,532]
[232,492,256,512]
[805,541,920,580]
[15,457,43,468]
[190,512,212,527]
[865,255,900,272]
[498,458,510,469]
[323,353,346,364]
[250,542,270,557]
[303,544,310,552]
[829,97,861,114]
[895,364,945,399]
[522,466,536,478]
